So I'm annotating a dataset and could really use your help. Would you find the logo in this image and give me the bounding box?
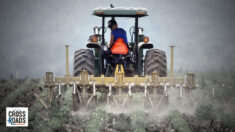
[6,107,28,127]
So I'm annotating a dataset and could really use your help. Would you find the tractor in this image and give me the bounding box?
[74,7,166,78]
[43,7,196,111]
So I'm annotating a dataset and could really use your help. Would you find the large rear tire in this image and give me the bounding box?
[144,49,167,77]
[73,49,95,76]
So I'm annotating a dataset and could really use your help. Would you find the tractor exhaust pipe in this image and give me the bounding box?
[170,46,175,77]
[65,45,70,77]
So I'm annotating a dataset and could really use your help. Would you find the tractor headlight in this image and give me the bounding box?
[143,36,149,43]
[103,45,108,51]
[90,35,98,42]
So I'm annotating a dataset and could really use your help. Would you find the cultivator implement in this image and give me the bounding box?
[43,64,196,111]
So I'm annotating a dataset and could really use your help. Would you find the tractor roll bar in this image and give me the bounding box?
[100,16,139,75]
[102,16,105,74]
[135,17,139,74]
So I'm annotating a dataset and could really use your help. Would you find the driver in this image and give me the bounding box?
[108,19,129,55]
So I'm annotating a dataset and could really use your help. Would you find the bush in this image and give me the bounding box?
[169,110,192,132]
[85,107,106,132]
[195,103,216,120]
[130,110,146,132]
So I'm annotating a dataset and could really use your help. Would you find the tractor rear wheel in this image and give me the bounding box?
[144,49,167,77]
[73,49,95,76]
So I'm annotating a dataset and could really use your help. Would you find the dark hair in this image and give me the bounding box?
[108,19,117,28]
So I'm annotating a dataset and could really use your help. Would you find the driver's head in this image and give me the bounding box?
[108,19,117,30]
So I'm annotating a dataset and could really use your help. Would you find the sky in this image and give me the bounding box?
[0,0,235,78]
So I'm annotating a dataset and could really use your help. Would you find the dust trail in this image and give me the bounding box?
[70,86,199,131]
[67,72,235,131]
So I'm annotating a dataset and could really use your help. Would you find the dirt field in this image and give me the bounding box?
[0,72,234,132]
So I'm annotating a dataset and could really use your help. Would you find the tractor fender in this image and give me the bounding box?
[138,42,153,50]
[86,42,102,49]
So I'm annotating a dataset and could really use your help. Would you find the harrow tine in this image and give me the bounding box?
[122,94,128,107]
[107,83,118,107]
[76,87,83,104]
[86,81,97,108]
[143,83,153,108]
[72,81,79,111]
[86,95,95,108]
[146,89,153,108]
[155,83,168,110]
[144,83,147,97]
[179,84,183,99]
[92,81,96,96]
[57,82,63,104]
[143,83,147,107]
[107,83,112,106]
[128,83,132,96]
[34,93,48,110]
[156,95,163,111]
[164,83,167,95]
[58,82,61,95]
[122,83,132,107]
[108,83,112,96]
[73,81,76,94]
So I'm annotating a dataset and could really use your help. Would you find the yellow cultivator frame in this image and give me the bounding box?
[44,64,196,110]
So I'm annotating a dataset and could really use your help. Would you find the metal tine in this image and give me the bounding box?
[86,81,96,108]
[122,83,133,107]
[142,82,153,108]
[58,82,61,95]
[128,83,132,96]
[155,83,167,111]
[92,81,96,95]
[179,84,183,99]
[107,83,112,107]
[107,83,117,105]
[108,83,112,96]
[34,93,48,110]
[73,81,76,94]
[144,83,147,97]
[145,83,153,108]
[76,86,83,104]
[164,83,167,95]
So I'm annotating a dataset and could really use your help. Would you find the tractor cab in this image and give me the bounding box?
[86,7,153,76]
